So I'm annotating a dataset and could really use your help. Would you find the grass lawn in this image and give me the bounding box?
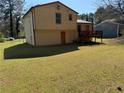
[0,39,124,93]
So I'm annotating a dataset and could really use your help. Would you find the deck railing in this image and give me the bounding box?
[79,31,103,43]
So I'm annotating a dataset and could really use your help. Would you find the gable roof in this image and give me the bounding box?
[96,20,121,27]
[23,1,78,18]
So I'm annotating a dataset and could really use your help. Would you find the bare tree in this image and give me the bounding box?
[102,0,124,16]
[0,0,24,37]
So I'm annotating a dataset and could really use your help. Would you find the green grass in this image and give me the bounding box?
[1,39,124,93]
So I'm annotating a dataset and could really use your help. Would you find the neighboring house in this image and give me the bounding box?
[95,20,124,38]
[77,19,92,42]
[23,1,78,46]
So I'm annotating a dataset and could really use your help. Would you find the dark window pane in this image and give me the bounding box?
[56,13,61,24]
[69,14,72,21]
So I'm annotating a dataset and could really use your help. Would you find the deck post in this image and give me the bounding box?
[95,36,96,42]
[101,36,102,43]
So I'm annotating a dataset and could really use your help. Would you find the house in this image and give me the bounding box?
[77,19,93,42]
[23,1,78,46]
[95,20,124,38]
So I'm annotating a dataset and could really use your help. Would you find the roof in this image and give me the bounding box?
[77,19,92,24]
[23,1,78,18]
[96,20,121,27]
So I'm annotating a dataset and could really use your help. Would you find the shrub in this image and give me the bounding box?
[121,29,124,37]
[0,33,5,43]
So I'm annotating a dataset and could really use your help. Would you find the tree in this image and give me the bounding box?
[101,0,124,23]
[102,0,124,15]
[0,0,24,37]
[95,7,105,23]
[88,13,95,31]
[78,13,94,22]
[88,13,94,22]
[95,6,120,24]
[78,14,88,21]
[79,13,95,31]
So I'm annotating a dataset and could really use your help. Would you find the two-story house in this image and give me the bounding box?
[23,1,78,46]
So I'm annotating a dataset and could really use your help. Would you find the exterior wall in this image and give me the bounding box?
[79,23,92,31]
[78,23,92,42]
[33,2,78,46]
[23,13,35,45]
[35,30,76,46]
[95,22,118,38]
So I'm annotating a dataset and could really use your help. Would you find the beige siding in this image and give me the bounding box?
[35,30,60,46]
[35,30,77,46]
[33,2,78,45]
[24,2,78,46]
[79,24,92,31]
[23,13,35,45]
[34,3,77,30]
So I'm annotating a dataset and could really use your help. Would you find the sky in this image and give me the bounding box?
[24,0,99,14]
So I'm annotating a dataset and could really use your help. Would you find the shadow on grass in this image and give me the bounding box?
[4,42,104,59]
[4,43,79,59]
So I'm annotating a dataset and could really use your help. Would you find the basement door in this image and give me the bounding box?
[61,32,66,44]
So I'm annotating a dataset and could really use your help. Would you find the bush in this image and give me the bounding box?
[0,34,5,43]
[120,29,124,37]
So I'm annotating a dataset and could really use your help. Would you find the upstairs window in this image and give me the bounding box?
[56,13,61,24]
[69,14,72,21]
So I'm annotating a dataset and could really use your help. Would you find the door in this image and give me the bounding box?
[61,32,66,44]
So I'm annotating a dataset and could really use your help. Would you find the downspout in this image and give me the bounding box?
[31,9,36,46]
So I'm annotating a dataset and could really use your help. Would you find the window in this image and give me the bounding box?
[56,13,61,24]
[57,5,60,10]
[69,14,72,21]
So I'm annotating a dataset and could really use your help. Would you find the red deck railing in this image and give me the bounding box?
[79,31,103,43]
[79,31,103,37]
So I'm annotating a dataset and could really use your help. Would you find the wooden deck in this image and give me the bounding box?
[78,31,103,43]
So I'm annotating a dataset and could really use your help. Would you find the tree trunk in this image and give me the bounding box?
[10,10,13,37]
[9,0,13,37]
[16,16,20,38]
